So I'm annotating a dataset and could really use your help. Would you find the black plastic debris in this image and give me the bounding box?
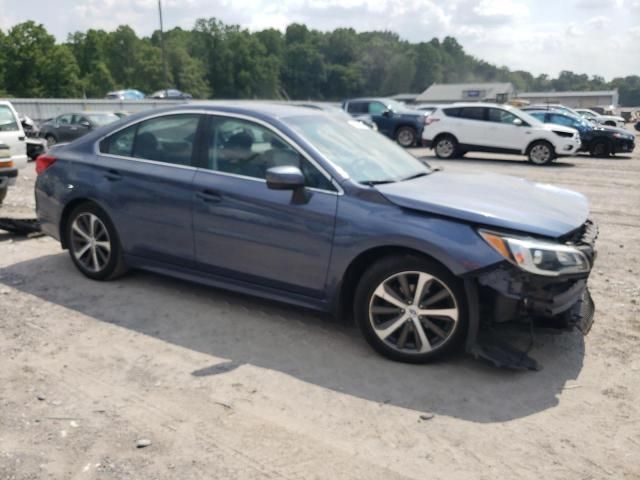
[0,217,42,236]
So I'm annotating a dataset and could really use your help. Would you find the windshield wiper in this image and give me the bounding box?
[400,172,430,182]
[360,179,397,186]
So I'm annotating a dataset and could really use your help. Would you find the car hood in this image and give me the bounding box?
[376,171,589,238]
[540,123,577,135]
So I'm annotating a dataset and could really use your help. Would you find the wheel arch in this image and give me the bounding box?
[59,197,110,249]
[432,132,458,147]
[524,137,555,156]
[335,245,458,320]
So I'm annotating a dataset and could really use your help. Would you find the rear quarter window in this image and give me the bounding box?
[100,124,137,157]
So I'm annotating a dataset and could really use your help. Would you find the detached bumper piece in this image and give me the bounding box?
[0,218,42,235]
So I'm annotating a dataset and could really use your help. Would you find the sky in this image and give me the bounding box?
[1,0,639,81]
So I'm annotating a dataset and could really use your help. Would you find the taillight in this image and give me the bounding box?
[36,154,57,175]
[425,116,440,125]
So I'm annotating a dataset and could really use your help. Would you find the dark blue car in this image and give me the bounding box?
[342,98,428,147]
[35,103,596,366]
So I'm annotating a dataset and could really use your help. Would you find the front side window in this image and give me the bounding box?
[205,116,334,191]
[488,108,519,124]
[0,106,19,132]
[58,114,73,125]
[99,114,200,166]
[368,102,387,115]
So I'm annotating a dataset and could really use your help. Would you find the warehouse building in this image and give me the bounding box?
[415,82,515,104]
[515,90,619,108]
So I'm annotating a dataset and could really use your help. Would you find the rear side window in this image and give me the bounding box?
[442,107,460,117]
[101,124,137,156]
[458,107,486,121]
[99,114,201,167]
[0,105,19,132]
[347,102,368,114]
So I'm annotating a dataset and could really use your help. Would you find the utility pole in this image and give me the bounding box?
[158,0,169,98]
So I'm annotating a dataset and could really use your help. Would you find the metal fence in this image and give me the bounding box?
[1,98,342,122]
[1,98,186,121]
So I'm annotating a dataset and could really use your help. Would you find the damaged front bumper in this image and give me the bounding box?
[464,220,598,369]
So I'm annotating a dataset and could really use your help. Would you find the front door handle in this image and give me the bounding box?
[104,170,122,181]
[196,190,222,203]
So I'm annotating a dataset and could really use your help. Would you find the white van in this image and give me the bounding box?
[0,101,28,170]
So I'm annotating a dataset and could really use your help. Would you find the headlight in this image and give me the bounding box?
[479,230,591,277]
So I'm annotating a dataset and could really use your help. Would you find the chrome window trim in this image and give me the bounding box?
[94,109,343,195]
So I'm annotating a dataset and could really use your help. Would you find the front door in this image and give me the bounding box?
[483,108,531,151]
[192,115,338,298]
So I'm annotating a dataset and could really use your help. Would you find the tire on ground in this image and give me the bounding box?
[354,254,468,364]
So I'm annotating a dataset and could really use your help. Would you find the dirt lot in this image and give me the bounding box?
[1,134,639,479]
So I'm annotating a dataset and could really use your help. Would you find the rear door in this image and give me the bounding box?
[96,113,203,265]
[0,103,27,168]
[455,107,487,147]
[191,114,338,297]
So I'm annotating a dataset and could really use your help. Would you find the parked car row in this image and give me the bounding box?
[105,88,193,100]
[38,112,121,147]
[0,101,27,204]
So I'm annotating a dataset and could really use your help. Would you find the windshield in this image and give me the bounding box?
[87,114,119,126]
[286,114,430,184]
[512,108,544,126]
[0,105,19,132]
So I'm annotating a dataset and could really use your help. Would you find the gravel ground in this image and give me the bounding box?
[1,132,639,479]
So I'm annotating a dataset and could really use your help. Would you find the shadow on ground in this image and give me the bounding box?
[1,252,586,423]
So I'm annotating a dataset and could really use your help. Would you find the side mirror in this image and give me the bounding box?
[382,110,392,118]
[79,121,91,129]
[266,166,305,190]
[266,166,311,204]
[513,118,523,126]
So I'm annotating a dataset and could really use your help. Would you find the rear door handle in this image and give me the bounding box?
[104,170,122,181]
[196,190,222,203]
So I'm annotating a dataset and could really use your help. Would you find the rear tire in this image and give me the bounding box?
[65,203,128,281]
[395,126,417,148]
[590,140,611,158]
[434,135,458,159]
[45,134,57,147]
[527,140,555,165]
[354,255,468,363]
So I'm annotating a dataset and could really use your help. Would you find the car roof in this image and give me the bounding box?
[345,97,394,103]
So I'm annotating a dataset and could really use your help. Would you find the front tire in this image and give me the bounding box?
[434,135,458,159]
[354,255,468,363]
[590,140,611,158]
[527,140,555,165]
[395,126,417,148]
[66,203,127,281]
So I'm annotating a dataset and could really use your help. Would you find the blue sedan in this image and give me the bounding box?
[34,103,596,365]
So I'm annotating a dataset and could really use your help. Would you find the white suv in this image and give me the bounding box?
[422,103,581,165]
[0,101,28,169]
[574,108,625,129]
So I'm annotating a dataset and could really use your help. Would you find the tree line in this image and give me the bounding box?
[0,19,639,106]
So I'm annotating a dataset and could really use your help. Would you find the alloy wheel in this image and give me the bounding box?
[70,213,112,272]
[397,128,415,147]
[368,271,459,354]
[436,139,454,158]
[529,144,551,164]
